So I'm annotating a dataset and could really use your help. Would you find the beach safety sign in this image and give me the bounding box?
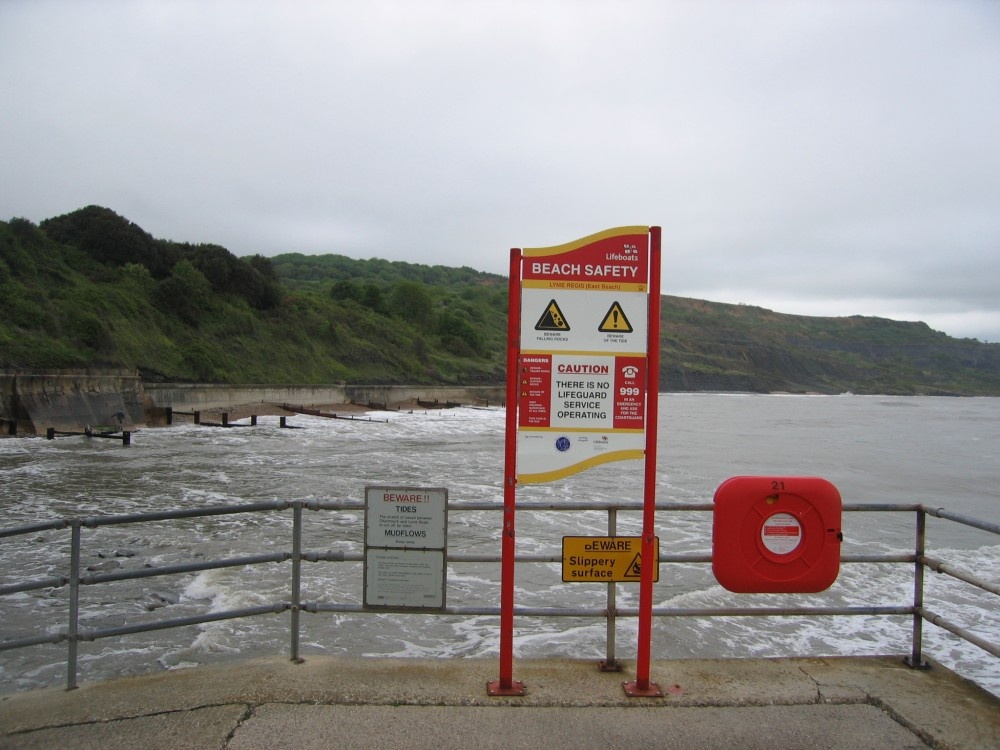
[562,536,659,582]
[497,225,662,696]
[514,226,652,483]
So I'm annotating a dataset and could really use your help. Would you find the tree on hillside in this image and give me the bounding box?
[154,260,212,325]
[389,281,434,327]
[436,308,483,356]
[41,205,177,278]
[361,283,388,314]
[331,279,362,304]
[185,244,281,310]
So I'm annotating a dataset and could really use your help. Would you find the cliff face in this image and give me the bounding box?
[660,296,1000,395]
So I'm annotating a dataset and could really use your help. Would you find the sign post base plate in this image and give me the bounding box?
[487,679,526,696]
[622,680,664,698]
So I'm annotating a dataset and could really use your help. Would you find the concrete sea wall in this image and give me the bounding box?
[1,369,146,435]
[142,382,506,413]
[1,369,506,435]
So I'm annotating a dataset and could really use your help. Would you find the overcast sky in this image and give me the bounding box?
[2,1,999,341]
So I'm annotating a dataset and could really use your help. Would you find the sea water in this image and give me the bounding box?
[1,394,998,695]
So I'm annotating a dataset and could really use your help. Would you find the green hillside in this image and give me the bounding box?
[0,207,506,384]
[2,206,999,395]
[661,297,1000,395]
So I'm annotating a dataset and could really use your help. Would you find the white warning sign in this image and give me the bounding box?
[760,513,802,555]
[364,486,448,610]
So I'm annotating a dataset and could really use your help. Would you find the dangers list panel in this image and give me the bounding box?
[363,486,448,610]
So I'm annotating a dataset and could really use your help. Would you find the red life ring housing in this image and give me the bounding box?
[712,476,842,593]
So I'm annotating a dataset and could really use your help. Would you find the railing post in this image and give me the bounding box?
[624,226,663,698]
[601,508,622,671]
[906,507,929,669]
[66,520,82,690]
[488,247,526,696]
[290,502,304,663]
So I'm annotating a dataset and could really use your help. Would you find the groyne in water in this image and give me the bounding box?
[0,369,506,435]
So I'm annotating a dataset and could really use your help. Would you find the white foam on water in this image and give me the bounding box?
[2,396,998,696]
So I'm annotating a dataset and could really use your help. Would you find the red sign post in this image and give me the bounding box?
[489,226,662,697]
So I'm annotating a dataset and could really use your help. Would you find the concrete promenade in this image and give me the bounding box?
[2,655,999,749]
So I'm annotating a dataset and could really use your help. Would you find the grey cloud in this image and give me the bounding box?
[1,0,998,341]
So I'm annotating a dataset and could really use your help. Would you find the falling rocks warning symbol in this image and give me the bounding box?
[535,299,570,331]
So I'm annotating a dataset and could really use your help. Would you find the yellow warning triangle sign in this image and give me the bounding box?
[535,299,570,331]
[599,301,633,333]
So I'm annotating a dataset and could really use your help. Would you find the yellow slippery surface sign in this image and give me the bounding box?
[562,536,659,582]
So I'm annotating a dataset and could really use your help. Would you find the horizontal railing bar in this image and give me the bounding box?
[305,603,616,617]
[919,607,1000,659]
[302,550,357,563]
[525,501,715,512]
[661,554,713,563]
[0,632,66,651]
[299,552,713,565]
[446,501,718,512]
[437,553,913,566]
[0,502,934,540]
[842,503,922,512]
[0,519,70,539]
[305,603,372,613]
[0,552,930,600]
[843,554,915,564]
[0,576,68,596]
[81,553,291,585]
[309,501,923,514]
[443,554,502,563]
[306,500,365,512]
[921,556,1000,596]
[305,603,495,615]
[922,507,1000,536]
[81,500,290,527]
[87,604,291,640]
[301,603,913,619]
[643,605,913,618]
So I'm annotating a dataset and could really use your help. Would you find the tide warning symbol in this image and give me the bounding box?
[535,299,570,331]
[599,302,633,333]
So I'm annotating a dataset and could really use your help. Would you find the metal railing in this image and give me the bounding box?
[1,501,998,690]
